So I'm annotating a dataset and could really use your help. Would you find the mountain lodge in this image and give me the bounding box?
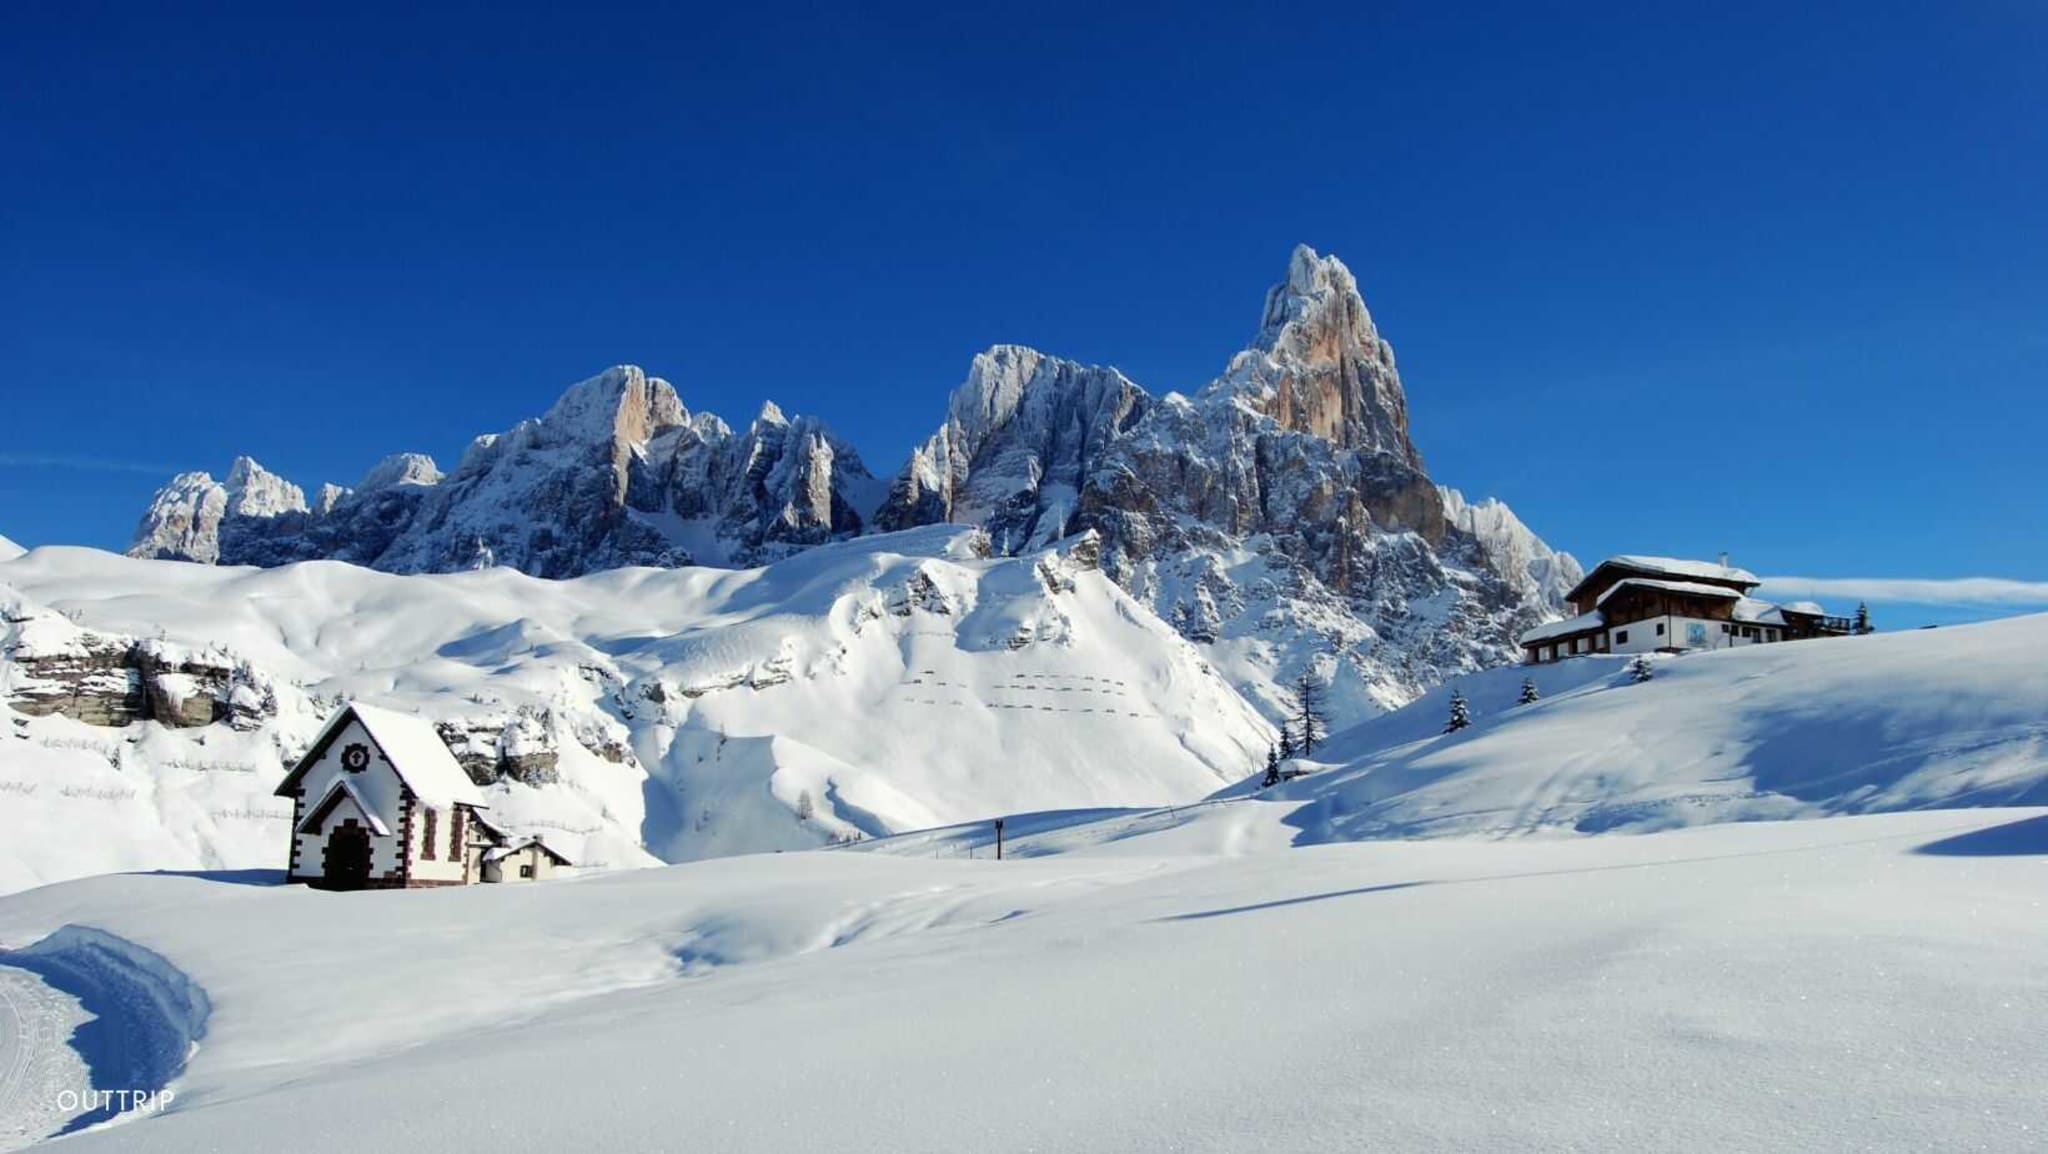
[1520,555,1852,665]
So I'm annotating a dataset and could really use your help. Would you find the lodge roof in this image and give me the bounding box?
[1519,610,1605,646]
[1566,555,1760,604]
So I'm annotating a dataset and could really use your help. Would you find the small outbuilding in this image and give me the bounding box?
[481,835,573,884]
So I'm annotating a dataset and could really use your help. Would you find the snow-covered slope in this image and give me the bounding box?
[0,529,1270,895]
[1259,616,2048,841]
[2,807,2044,1150]
[0,535,21,563]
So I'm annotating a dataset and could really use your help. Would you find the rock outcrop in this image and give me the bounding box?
[2,608,278,731]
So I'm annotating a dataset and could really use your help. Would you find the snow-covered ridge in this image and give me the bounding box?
[0,526,1271,895]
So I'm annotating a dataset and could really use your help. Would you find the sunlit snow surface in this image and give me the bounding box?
[1,808,2044,1150]
[2,612,2047,1148]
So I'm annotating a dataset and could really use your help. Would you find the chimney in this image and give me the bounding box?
[1718,551,1730,569]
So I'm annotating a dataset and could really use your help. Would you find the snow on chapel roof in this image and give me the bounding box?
[279,701,488,809]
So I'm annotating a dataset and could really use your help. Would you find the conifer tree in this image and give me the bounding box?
[795,789,815,822]
[1629,654,1655,683]
[1292,671,1328,756]
[1262,745,1281,789]
[1278,727,1297,760]
[1445,687,1472,733]
[1854,602,1873,635]
[1517,677,1540,706]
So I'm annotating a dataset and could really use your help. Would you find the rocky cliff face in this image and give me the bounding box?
[129,366,883,576]
[125,246,1574,725]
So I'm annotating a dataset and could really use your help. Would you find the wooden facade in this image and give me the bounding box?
[1524,555,1850,665]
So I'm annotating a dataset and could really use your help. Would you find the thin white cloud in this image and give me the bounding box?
[1758,576,2048,607]
[0,453,179,476]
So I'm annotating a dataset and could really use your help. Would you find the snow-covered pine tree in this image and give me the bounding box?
[1517,677,1540,706]
[1854,602,1873,635]
[1629,654,1655,683]
[1262,745,1280,788]
[1444,687,1472,733]
[1277,727,1296,760]
[795,789,815,822]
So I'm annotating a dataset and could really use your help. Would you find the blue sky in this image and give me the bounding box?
[3,2,2043,627]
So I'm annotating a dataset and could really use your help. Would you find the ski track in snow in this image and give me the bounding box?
[0,966,91,1151]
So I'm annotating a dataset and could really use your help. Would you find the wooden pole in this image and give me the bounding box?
[994,817,1005,861]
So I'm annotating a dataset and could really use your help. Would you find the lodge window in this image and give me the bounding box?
[1616,630,1629,644]
[1656,623,1665,636]
[1722,624,1731,633]
[422,808,438,860]
[519,864,534,879]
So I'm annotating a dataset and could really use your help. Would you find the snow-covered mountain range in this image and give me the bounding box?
[125,246,1577,727]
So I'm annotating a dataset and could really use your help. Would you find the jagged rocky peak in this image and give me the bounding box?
[129,456,308,563]
[1439,486,1583,607]
[538,364,688,450]
[358,452,443,491]
[130,471,231,563]
[875,344,1146,549]
[1210,243,1421,469]
[223,456,308,517]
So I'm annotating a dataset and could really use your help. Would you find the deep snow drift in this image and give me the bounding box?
[0,528,1270,894]
[1259,613,2048,842]
[1,807,2044,1151]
